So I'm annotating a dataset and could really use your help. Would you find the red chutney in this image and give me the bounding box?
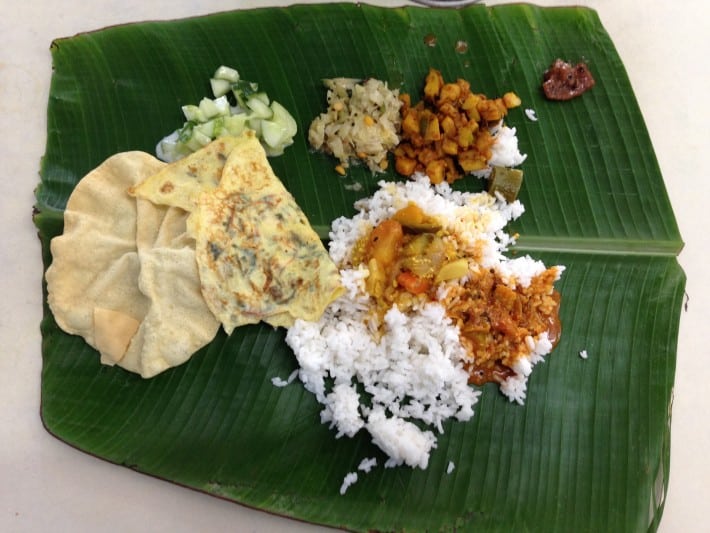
[542,59,596,101]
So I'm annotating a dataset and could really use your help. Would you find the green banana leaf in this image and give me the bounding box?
[34,3,685,532]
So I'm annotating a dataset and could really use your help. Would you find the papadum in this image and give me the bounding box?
[46,151,220,378]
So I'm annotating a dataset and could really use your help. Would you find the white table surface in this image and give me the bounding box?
[2,1,707,531]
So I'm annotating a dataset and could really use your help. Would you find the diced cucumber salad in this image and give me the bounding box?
[156,66,298,162]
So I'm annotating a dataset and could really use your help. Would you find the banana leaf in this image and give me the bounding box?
[34,3,685,532]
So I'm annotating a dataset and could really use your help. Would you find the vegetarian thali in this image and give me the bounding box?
[35,3,685,531]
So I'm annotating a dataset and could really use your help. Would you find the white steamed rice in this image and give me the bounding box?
[285,173,563,474]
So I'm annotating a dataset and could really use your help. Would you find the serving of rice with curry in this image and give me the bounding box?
[287,175,563,475]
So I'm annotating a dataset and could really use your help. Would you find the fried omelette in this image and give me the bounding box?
[128,135,247,211]
[186,132,344,333]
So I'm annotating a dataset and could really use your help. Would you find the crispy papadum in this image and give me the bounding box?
[46,152,220,378]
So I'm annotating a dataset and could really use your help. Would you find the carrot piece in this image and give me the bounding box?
[396,271,431,295]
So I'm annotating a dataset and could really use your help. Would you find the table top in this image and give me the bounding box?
[2,1,707,531]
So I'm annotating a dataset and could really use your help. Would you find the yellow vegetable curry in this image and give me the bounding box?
[353,201,562,385]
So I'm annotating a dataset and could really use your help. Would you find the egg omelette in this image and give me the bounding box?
[185,132,344,333]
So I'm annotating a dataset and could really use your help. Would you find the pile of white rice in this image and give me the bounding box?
[471,122,528,180]
[284,174,563,480]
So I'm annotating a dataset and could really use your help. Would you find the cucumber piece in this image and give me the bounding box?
[195,120,215,139]
[261,119,289,148]
[185,129,212,151]
[250,92,270,106]
[181,104,206,122]
[197,95,230,119]
[198,97,223,120]
[177,121,196,143]
[213,65,239,83]
[246,96,273,119]
[212,95,231,116]
[232,80,259,108]
[224,114,249,136]
[248,117,263,137]
[210,78,232,98]
[270,101,298,138]
[211,116,226,137]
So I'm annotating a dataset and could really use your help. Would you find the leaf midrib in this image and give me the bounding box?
[35,208,682,258]
[310,224,684,257]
